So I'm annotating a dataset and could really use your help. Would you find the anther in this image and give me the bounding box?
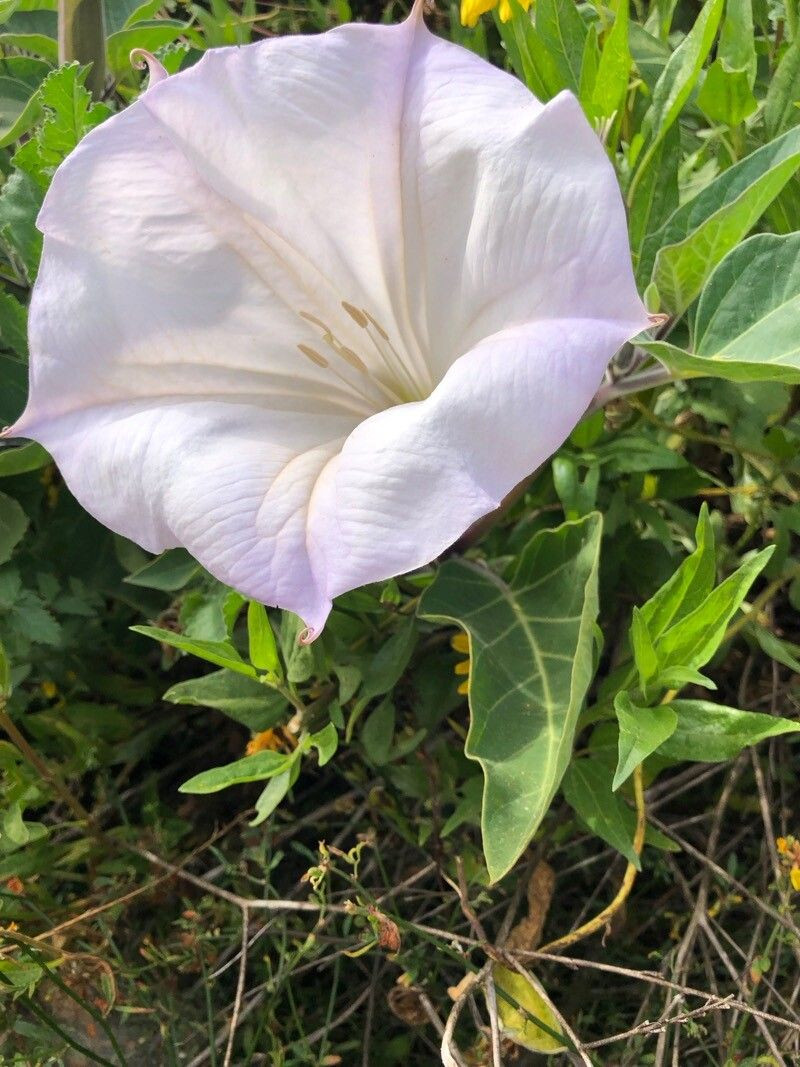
[297,343,329,368]
[341,301,369,328]
[363,310,390,341]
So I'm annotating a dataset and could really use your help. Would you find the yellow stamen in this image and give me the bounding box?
[454,660,471,676]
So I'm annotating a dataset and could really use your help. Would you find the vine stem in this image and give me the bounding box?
[58,0,106,99]
[539,761,647,953]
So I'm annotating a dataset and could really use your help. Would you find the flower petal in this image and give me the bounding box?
[22,396,353,633]
[310,315,645,603]
[396,51,647,376]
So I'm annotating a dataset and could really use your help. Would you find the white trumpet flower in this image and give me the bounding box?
[7,3,649,637]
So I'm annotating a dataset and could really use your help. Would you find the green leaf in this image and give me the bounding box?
[654,547,772,671]
[660,700,800,761]
[250,769,291,826]
[613,692,678,789]
[0,55,50,147]
[494,1,567,100]
[12,63,110,192]
[0,442,49,477]
[628,124,680,258]
[0,489,27,564]
[764,39,800,139]
[419,513,603,882]
[493,965,566,1053]
[131,625,257,677]
[0,289,28,358]
[179,749,290,794]
[361,697,395,766]
[534,0,587,95]
[356,617,416,708]
[0,169,42,282]
[650,233,800,384]
[640,504,716,640]
[639,127,800,313]
[310,721,338,767]
[163,669,288,731]
[630,606,658,691]
[632,0,724,193]
[696,0,756,125]
[246,600,281,677]
[124,548,199,590]
[0,635,10,697]
[749,624,800,673]
[106,20,189,78]
[562,757,641,867]
[591,0,631,118]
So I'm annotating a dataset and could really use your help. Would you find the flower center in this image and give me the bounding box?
[296,301,427,410]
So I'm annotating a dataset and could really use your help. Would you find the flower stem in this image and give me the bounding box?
[58,0,106,99]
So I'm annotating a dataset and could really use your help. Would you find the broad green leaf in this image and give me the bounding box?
[654,546,772,671]
[562,757,641,867]
[250,769,291,826]
[0,31,58,61]
[131,624,257,677]
[495,1,566,100]
[591,0,631,118]
[765,39,800,139]
[647,234,800,382]
[661,700,800,761]
[640,504,716,639]
[0,489,27,564]
[419,513,603,882]
[493,965,566,1054]
[179,749,290,794]
[639,127,800,312]
[0,442,49,477]
[124,548,199,590]
[163,669,288,732]
[696,0,756,125]
[535,0,587,95]
[247,600,281,677]
[0,55,49,146]
[613,692,677,789]
[630,0,724,197]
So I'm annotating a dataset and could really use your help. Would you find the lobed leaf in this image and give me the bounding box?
[419,514,603,882]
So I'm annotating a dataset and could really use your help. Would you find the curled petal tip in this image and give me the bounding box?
[648,312,669,328]
[130,49,169,87]
[408,0,428,23]
[298,626,318,646]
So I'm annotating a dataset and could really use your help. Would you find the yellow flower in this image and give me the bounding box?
[461,0,531,28]
[777,836,789,855]
[791,867,800,893]
[451,630,471,696]
[246,728,282,756]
